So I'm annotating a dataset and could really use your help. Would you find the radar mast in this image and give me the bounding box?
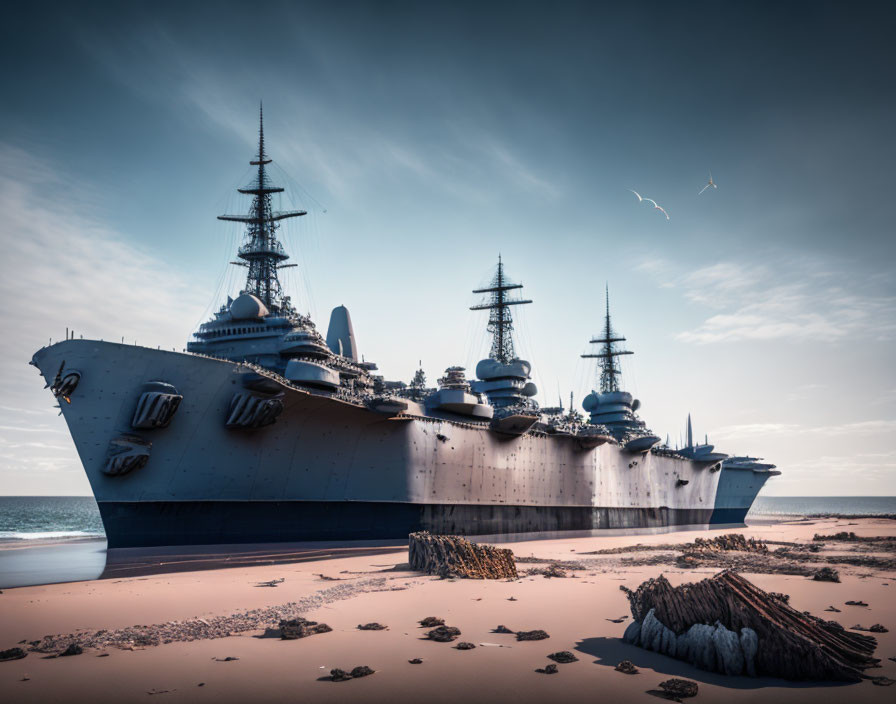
[470,255,532,363]
[217,103,306,313]
[581,285,633,393]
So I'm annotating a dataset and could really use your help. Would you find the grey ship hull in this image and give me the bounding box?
[33,340,769,548]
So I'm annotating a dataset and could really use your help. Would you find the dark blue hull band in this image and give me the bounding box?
[94,501,744,548]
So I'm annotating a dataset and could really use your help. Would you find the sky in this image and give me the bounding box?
[1,1,894,496]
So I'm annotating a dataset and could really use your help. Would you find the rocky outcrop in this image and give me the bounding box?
[408,532,518,579]
[621,570,879,681]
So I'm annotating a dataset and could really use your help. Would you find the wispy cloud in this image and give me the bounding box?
[634,254,896,344]
[0,144,205,491]
[712,419,896,440]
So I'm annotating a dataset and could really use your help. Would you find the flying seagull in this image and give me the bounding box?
[629,189,670,221]
[698,171,717,195]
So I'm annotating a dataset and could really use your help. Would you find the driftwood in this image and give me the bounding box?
[621,570,879,681]
[408,532,518,579]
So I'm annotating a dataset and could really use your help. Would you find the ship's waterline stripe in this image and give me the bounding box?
[97,501,744,548]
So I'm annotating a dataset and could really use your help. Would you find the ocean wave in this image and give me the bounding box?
[0,530,103,541]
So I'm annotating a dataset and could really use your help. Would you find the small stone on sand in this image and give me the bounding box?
[455,642,476,650]
[535,663,559,674]
[357,623,387,631]
[419,616,444,627]
[547,651,578,663]
[615,660,639,674]
[408,658,423,664]
[658,678,699,699]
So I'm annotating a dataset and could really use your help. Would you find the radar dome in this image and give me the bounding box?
[230,293,269,320]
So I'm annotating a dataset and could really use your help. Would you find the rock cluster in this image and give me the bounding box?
[812,567,840,582]
[547,651,578,663]
[279,618,332,640]
[615,660,638,674]
[408,531,518,579]
[329,666,374,682]
[621,570,880,681]
[656,678,699,700]
[515,630,549,641]
[427,626,461,643]
[419,616,444,627]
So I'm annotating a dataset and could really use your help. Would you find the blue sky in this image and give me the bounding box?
[1,1,894,495]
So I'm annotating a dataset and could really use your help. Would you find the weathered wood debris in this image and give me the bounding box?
[621,570,879,681]
[408,531,518,579]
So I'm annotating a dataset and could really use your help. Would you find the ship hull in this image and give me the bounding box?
[96,500,718,548]
[32,340,773,548]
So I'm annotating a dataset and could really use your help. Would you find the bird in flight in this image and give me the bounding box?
[629,189,670,221]
[698,172,717,195]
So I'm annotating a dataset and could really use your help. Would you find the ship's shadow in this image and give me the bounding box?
[575,637,853,690]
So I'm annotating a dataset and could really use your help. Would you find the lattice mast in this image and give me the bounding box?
[218,104,306,313]
[581,285,633,393]
[470,256,532,363]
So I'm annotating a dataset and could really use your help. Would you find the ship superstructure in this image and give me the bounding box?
[581,288,661,453]
[30,109,779,548]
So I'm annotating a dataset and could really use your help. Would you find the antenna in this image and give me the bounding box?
[470,256,532,363]
[581,285,633,393]
[217,103,307,312]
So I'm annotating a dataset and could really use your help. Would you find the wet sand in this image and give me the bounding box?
[1,518,894,703]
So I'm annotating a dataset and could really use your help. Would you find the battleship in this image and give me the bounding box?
[30,109,779,548]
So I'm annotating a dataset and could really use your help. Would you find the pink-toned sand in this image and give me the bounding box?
[1,518,894,703]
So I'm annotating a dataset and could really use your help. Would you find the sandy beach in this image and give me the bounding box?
[1,518,894,703]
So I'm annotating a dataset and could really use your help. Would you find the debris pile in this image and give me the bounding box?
[621,570,879,681]
[408,532,518,579]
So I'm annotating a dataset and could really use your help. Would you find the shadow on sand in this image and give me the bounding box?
[574,637,855,691]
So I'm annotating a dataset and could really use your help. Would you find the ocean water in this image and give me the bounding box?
[747,495,896,518]
[0,496,104,542]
